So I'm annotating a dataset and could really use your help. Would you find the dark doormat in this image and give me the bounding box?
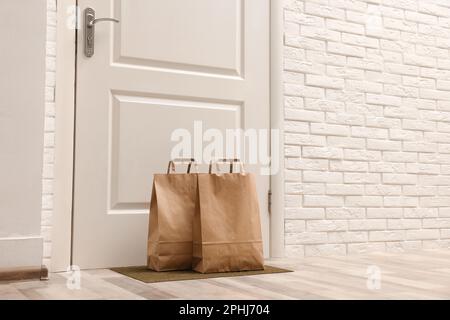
[110,265,292,283]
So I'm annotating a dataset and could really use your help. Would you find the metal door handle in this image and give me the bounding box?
[84,7,120,58]
[88,17,120,27]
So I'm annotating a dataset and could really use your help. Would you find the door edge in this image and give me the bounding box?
[269,0,285,259]
[51,0,77,272]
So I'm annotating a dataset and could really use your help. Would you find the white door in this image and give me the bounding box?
[73,0,270,269]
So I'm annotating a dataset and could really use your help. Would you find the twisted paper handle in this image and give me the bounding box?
[208,158,246,174]
[167,158,198,174]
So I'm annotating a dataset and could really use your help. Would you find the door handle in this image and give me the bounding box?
[84,7,120,58]
[88,17,120,27]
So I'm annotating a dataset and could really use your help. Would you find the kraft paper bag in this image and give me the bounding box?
[192,161,264,273]
[147,160,197,271]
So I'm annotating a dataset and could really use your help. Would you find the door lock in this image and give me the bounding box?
[84,7,120,58]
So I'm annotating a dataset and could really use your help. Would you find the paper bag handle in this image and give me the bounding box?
[208,158,246,174]
[167,158,198,174]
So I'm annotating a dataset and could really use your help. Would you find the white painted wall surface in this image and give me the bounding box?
[0,0,47,268]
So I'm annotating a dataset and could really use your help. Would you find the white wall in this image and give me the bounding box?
[41,0,57,267]
[0,0,47,268]
[284,0,450,257]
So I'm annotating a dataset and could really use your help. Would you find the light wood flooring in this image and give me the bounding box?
[2,249,450,299]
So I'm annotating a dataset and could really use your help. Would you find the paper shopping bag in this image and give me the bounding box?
[192,160,264,273]
[147,160,197,271]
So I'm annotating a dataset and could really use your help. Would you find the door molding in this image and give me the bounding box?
[269,0,285,258]
[52,0,77,272]
[52,0,284,272]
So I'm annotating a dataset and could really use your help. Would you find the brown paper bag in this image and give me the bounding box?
[192,160,264,273]
[147,159,197,271]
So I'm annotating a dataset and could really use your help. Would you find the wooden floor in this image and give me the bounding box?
[2,249,450,299]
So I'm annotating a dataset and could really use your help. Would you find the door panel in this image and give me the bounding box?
[109,93,241,213]
[115,0,242,75]
[74,0,269,269]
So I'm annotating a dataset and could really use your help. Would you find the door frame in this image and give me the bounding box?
[51,0,284,272]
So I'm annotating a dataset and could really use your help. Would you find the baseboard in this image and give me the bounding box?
[0,265,48,282]
[0,236,43,269]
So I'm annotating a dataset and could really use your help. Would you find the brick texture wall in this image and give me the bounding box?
[41,0,57,267]
[283,0,450,257]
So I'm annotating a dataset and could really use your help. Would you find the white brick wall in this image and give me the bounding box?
[284,0,450,257]
[41,0,57,267]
